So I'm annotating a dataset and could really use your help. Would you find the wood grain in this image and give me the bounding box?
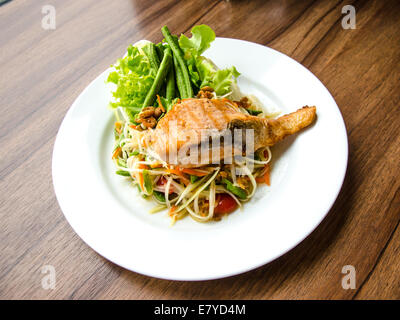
[0,0,399,299]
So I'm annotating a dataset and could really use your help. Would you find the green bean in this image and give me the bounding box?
[115,170,131,177]
[143,170,153,195]
[167,35,184,99]
[155,44,164,62]
[136,184,148,198]
[166,63,176,101]
[190,175,199,184]
[142,48,172,108]
[247,109,263,116]
[155,45,166,96]
[159,84,167,98]
[143,43,160,73]
[130,150,140,156]
[173,54,185,99]
[161,26,193,98]
[222,178,247,199]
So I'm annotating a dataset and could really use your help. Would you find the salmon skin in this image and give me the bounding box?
[146,98,316,167]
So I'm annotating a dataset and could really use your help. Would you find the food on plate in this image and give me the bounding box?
[107,24,317,223]
[147,98,316,167]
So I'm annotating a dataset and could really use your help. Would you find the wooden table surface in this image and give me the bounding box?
[0,0,399,300]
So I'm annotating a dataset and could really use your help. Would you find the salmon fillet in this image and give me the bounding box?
[146,98,316,167]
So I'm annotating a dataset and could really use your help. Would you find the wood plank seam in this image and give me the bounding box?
[0,217,64,282]
[266,0,318,45]
[290,0,343,55]
[183,0,221,34]
[68,259,113,299]
[352,188,400,298]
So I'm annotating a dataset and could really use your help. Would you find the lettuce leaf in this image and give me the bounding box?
[179,25,215,58]
[179,25,240,96]
[107,44,154,120]
[195,57,240,96]
[206,66,241,96]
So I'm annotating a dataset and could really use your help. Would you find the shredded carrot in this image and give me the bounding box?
[137,163,148,192]
[180,177,190,186]
[169,166,209,177]
[175,172,190,186]
[112,147,121,159]
[138,172,144,191]
[180,168,209,177]
[167,168,182,176]
[157,95,165,113]
[129,124,139,130]
[168,205,178,216]
[255,164,270,185]
[167,168,190,185]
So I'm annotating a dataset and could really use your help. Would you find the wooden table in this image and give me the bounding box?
[0,0,399,300]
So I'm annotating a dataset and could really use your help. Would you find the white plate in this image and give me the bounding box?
[52,38,348,280]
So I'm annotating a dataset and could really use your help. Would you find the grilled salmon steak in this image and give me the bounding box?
[146,98,316,167]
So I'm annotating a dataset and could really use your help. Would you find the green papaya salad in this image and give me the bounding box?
[107,25,272,223]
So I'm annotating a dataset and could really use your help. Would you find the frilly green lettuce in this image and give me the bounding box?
[179,25,240,96]
[107,44,154,120]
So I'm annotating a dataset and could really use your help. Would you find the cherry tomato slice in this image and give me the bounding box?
[157,176,175,194]
[214,193,238,215]
[157,176,168,186]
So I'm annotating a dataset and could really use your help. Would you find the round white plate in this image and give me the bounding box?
[52,38,348,280]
